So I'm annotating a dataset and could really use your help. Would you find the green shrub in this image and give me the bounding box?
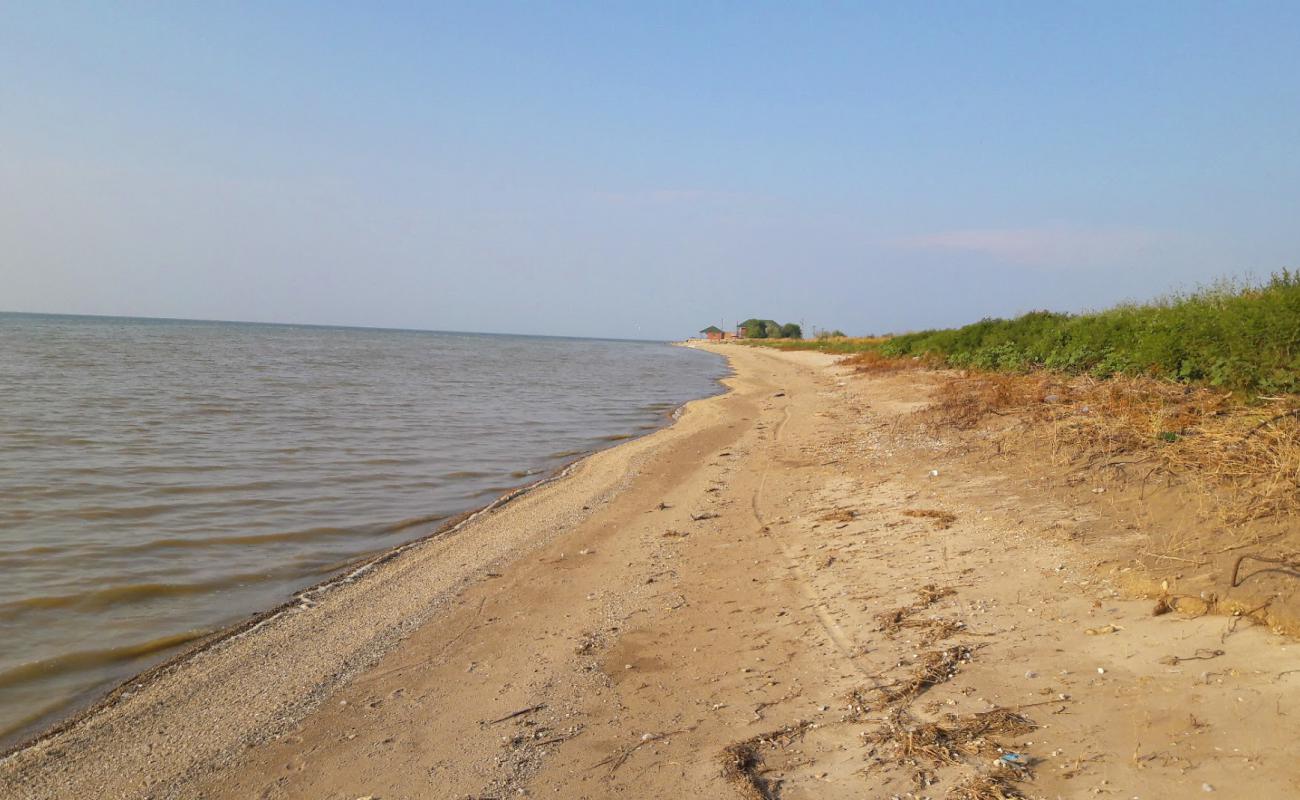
[879,271,1300,395]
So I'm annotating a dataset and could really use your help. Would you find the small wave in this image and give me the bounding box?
[356,457,418,466]
[0,695,78,742]
[110,527,362,552]
[7,513,452,563]
[441,470,496,479]
[467,486,516,498]
[0,629,209,690]
[598,433,636,442]
[188,405,237,415]
[367,511,449,537]
[145,480,284,496]
[0,544,64,557]
[0,566,327,617]
[103,464,230,476]
[69,503,175,521]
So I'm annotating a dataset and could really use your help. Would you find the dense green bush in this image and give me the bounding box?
[737,317,801,339]
[880,272,1300,395]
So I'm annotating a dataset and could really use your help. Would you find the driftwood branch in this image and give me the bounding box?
[1230,554,1300,587]
[485,704,545,725]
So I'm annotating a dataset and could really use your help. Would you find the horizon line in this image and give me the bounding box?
[0,309,677,345]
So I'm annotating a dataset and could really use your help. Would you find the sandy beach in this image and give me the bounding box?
[4,343,1296,799]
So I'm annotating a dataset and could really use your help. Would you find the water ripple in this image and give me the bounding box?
[0,313,726,745]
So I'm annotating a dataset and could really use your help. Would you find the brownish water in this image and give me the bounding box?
[0,313,725,745]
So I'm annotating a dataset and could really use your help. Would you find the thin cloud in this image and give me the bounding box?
[889,225,1171,267]
[592,188,773,207]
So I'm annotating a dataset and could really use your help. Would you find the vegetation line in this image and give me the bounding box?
[747,271,1300,396]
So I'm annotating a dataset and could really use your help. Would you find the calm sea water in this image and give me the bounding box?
[0,313,725,745]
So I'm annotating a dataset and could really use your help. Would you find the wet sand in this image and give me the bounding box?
[4,344,1296,799]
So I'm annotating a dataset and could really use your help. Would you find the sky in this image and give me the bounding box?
[2,3,1298,340]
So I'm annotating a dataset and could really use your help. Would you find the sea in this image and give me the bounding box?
[0,312,727,746]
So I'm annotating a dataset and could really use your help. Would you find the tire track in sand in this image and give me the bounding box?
[749,377,872,678]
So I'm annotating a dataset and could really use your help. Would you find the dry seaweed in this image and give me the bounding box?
[880,616,965,645]
[917,584,957,605]
[864,707,1035,766]
[878,645,975,705]
[876,584,959,635]
[719,721,811,800]
[946,774,1027,800]
[819,508,857,523]
[903,508,959,529]
[862,707,1037,794]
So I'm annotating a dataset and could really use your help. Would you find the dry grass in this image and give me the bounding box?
[962,707,1038,741]
[876,584,958,635]
[819,508,857,523]
[946,774,1027,800]
[917,584,957,605]
[864,707,1036,765]
[876,611,963,644]
[719,722,811,800]
[864,709,967,767]
[863,707,1036,795]
[878,645,974,705]
[917,371,1300,521]
[903,508,958,529]
[842,350,912,373]
[912,618,966,645]
[918,372,1058,431]
[719,740,769,800]
[841,349,946,373]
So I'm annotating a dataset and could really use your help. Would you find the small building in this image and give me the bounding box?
[699,325,726,341]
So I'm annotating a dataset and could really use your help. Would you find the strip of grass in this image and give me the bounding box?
[884,272,1300,395]
[764,272,1299,396]
[740,336,888,354]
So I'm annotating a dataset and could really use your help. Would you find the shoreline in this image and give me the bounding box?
[0,344,728,756]
[1,346,745,797]
[0,462,566,759]
[6,344,1296,799]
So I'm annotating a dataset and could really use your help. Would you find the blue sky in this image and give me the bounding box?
[3,3,1298,339]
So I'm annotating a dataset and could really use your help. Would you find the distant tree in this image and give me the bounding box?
[739,318,800,338]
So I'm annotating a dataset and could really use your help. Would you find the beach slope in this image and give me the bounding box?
[4,344,1296,799]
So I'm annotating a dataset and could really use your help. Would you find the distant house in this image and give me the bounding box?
[699,325,726,341]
